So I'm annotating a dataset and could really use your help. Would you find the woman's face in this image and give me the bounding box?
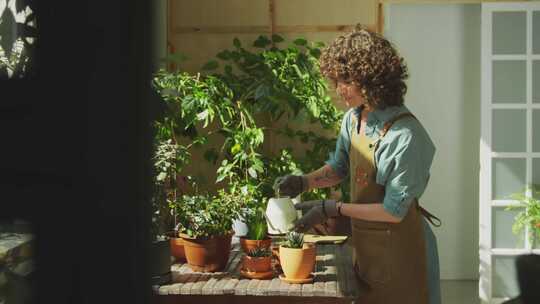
[334,80,366,109]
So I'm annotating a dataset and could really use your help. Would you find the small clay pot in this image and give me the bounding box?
[239,236,272,253]
[242,255,272,273]
[279,243,316,280]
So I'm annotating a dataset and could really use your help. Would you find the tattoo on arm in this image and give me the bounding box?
[307,165,344,189]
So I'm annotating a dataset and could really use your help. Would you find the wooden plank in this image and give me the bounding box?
[191,274,211,295]
[201,276,220,295]
[167,283,183,295]
[172,24,378,35]
[301,283,314,297]
[377,2,384,34]
[180,273,201,295]
[335,246,347,297]
[211,276,230,295]
[278,279,291,296]
[234,278,250,295]
[246,279,262,296]
[158,285,170,295]
[324,281,338,297]
[256,279,271,296]
[267,278,282,296]
[269,0,276,37]
[287,283,302,297]
[222,278,239,295]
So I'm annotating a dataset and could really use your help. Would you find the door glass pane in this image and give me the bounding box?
[492,109,526,152]
[534,110,540,152]
[492,158,526,200]
[492,61,527,103]
[533,158,540,200]
[534,61,540,103]
[492,207,525,249]
[493,11,527,55]
[534,11,540,54]
[492,256,520,298]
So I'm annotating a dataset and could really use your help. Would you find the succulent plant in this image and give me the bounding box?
[246,247,271,258]
[283,231,304,249]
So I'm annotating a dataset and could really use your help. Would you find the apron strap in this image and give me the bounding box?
[418,205,442,227]
[372,112,417,150]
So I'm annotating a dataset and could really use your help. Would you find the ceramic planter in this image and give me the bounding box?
[279,243,316,280]
[239,236,272,253]
[242,255,272,273]
[180,233,232,272]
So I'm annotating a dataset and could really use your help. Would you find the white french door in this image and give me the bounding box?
[480,2,540,303]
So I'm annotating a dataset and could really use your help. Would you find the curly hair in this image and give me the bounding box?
[319,26,409,109]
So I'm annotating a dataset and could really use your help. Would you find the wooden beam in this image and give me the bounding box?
[377,2,384,34]
[172,24,378,35]
[269,0,276,37]
[379,0,529,3]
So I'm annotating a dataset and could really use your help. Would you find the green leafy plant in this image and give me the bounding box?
[506,184,540,245]
[246,247,271,258]
[205,34,345,202]
[244,207,268,240]
[283,231,304,249]
[172,193,243,239]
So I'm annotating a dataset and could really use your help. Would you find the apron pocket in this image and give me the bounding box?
[352,226,392,284]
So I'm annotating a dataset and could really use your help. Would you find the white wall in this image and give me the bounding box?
[385,4,481,280]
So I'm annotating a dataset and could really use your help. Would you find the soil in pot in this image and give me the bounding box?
[239,236,272,253]
[279,243,316,280]
[242,255,272,273]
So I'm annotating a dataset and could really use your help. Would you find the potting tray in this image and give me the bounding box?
[154,241,360,302]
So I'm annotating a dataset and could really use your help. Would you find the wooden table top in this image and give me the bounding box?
[155,243,359,299]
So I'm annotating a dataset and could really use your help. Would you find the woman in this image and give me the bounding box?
[274,27,441,304]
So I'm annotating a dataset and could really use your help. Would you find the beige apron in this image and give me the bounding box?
[347,112,438,304]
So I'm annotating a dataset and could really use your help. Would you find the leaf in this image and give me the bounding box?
[309,48,321,59]
[248,167,257,178]
[230,144,242,154]
[197,109,209,121]
[202,60,219,70]
[254,84,270,100]
[216,50,231,60]
[293,38,307,46]
[253,35,272,48]
[233,37,242,48]
[157,172,168,181]
[272,34,284,43]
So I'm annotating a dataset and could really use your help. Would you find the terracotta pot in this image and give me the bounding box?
[535,222,540,228]
[169,237,186,262]
[215,232,233,268]
[242,255,272,273]
[279,243,316,280]
[239,237,272,253]
[180,233,232,272]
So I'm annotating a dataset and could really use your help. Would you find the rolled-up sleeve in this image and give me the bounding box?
[375,126,436,219]
[325,108,354,179]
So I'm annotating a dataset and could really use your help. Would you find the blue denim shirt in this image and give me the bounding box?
[326,104,436,218]
[325,104,441,304]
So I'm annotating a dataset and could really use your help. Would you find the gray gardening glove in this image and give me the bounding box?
[273,174,308,198]
[293,200,338,232]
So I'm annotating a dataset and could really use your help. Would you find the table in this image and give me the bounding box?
[154,243,360,304]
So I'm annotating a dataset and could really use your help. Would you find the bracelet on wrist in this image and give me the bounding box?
[337,202,343,216]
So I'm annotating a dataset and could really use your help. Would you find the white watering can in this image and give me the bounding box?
[265,195,301,235]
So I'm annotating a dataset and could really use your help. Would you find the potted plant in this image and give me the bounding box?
[506,184,540,245]
[239,207,272,253]
[173,192,241,272]
[279,232,315,283]
[240,247,273,279]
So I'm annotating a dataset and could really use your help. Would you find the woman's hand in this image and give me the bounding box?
[293,200,339,232]
[273,175,308,198]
